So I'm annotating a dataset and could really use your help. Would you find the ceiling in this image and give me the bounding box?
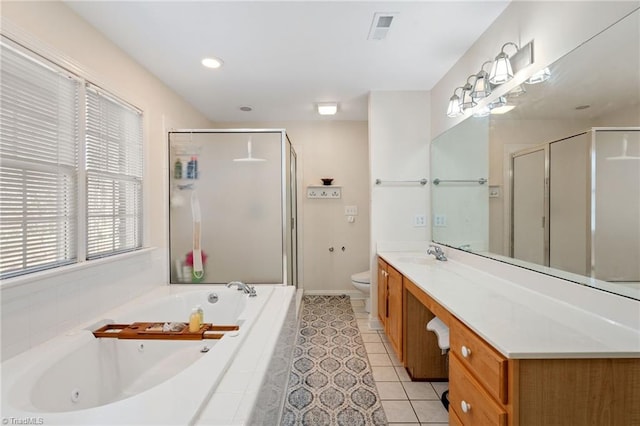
[65,1,510,122]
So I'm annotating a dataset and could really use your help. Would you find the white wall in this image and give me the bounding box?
[0,1,213,360]
[215,120,370,295]
[369,91,431,325]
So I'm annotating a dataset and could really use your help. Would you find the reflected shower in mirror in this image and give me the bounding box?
[431,10,640,300]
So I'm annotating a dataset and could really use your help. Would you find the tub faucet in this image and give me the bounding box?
[226,281,257,297]
[427,245,447,261]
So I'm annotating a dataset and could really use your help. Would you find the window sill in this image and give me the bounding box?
[0,247,158,290]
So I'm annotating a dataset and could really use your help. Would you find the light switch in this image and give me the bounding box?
[345,205,358,215]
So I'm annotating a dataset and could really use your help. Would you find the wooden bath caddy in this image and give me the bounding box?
[92,322,239,341]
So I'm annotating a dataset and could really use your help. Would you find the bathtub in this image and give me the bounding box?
[1,284,296,425]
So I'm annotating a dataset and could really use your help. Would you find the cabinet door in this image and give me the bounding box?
[377,258,387,326]
[387,265,403,360]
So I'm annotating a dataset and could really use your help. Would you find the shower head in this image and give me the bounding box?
[606,135,640,161]
[233,139,266,162]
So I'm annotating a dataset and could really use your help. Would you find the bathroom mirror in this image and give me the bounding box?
[431,10,640,300]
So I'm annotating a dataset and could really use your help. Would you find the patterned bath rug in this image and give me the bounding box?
[281,295,387,426]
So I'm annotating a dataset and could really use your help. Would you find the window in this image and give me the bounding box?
[0,36,143,279]
[85,86,143,259]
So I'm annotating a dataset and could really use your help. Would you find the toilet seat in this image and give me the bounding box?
[351,271,370,285]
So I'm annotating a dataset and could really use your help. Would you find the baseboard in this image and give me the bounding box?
[303,289,364,299]
[368,317,384,330]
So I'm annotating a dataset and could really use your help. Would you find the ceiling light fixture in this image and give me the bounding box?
[471,61,493,100]
[201,57,224,69]
[446,87,464,118]
[317,103,338,115]
[489,42,519,84]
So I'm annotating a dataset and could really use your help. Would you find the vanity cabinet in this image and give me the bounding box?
[378,254,640,426]
[377,258,403,361]
[449,315,508,425]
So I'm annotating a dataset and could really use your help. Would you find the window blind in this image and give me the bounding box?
[0,40,80,279]
[85,85,143,259]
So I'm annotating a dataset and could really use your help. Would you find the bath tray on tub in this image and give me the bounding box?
[92,322,239,340]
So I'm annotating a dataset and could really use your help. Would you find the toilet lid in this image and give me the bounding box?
[352,271,370,284]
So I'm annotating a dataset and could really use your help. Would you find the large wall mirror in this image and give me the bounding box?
[431,9,640,300]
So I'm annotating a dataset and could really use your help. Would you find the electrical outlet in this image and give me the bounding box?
[345,205,358,215]
[414,214,426,227]
[434,214,447,227]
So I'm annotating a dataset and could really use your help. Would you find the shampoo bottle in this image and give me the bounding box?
[196,305,204,325]
[174,158,182,179]
[189,308,200,332]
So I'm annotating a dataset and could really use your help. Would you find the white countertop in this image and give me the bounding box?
[378,250,640,359]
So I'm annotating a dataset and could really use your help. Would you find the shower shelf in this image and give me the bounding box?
[306,186,342,199]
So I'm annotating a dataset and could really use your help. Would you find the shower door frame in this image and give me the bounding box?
[167,128,297,286]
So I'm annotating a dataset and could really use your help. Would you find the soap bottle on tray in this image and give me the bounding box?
[189,308,200,332]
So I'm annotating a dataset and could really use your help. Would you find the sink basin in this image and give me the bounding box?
[396,256,433,265]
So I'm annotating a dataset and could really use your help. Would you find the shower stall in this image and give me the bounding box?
[168,129,297,286]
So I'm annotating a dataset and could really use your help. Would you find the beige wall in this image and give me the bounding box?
[0,1,213,359]
[215,121,370,294]
[369,91,431,325]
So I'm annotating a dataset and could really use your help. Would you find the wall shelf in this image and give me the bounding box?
[306,186,342,199]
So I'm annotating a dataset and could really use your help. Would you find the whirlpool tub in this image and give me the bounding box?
[1,285,296,425]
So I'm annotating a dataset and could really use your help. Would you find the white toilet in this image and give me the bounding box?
[351,270,371,312]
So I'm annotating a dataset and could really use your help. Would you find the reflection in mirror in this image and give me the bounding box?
[431,10,640,300]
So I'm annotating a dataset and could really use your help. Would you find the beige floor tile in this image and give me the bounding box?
[430,381,449,398]
[388,424,420,426]
[354,312,368,319]
[361,333,382,343]
[394,366,412,382]
[388,351,403,366]
[381,400,419,423]
[364,342,387,354]
[411,400,449,423]
[421,423,448,426]
[371,366,399,381]
[402,382,439,400]
[350,299,365,306]
[368,352,393,366]
[375,381,408,400]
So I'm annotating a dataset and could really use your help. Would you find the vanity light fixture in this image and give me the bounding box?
[506,84,527,98]
[473,105,491,117]
[526,67,551,84]
[460,75,478,110]
[317,102,338,115]
[471,61,493,100]
[201,57,224,69]
[446,87,464,118]
[489,42,520,85]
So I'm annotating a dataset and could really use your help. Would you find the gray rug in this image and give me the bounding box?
[281,295,387,426]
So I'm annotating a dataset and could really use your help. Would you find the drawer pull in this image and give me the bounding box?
[461,345,471,358]
[461,400,471,413]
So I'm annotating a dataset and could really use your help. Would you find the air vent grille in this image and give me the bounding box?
[368,12,398,40]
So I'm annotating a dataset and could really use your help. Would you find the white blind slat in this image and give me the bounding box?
[1,36,143,277]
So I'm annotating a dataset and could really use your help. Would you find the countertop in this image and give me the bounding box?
[378,250,640,359]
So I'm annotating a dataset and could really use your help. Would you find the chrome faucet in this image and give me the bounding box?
[226,281,257,297]
[427,245,447,261]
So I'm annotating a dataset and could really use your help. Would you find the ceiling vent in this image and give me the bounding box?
[368,12,398,41]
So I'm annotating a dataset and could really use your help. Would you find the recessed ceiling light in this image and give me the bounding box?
[317,103,338,115]
[201,57,223,69]
[239,106,252,112]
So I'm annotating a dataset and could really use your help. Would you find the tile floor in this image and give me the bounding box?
[351,298,450,426]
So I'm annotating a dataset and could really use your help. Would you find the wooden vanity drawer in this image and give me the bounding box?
[450,354,507,426]
[450,317,508,404]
